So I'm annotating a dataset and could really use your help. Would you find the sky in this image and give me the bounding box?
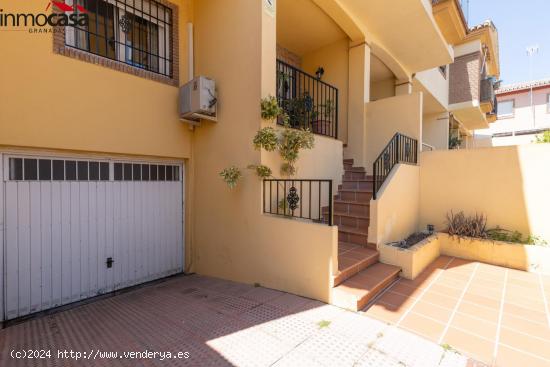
[465,0,550,85]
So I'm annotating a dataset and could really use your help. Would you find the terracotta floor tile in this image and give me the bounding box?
[507,268,540,283]
[505,283,543,298]
[469,277,504,290]
[499,327,550,360]
[441,327,495,364]
[387,282,424,299]
[457,301,499,324]
[507,277,540,289]
[502,302,548,325]
[399,312,446,342]
[429,283,465,299]
[435,276,470,290]
[364,302,404,323]
[450,312,498,341]
[409,300,453,324]
[466,285,503,300]
[376,291,417,309]
[338,256,359,271]
[501,312,550,339]
[421,290,460,309]
[503,294,546,312]
[495,344,550,367]
[462,292,501,309]
[397,277,433,290]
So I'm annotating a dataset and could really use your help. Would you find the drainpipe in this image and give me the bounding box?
[187,22,194,81]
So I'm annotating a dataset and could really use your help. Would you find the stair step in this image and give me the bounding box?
[338,225,369,246]
[335,190,373,203]
[342,180,374,190]
[344,167,366,173]
[332,263,401,311]
[334,200,370,217]
[334,246,379,286]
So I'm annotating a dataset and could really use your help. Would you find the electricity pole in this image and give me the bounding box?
[526,45,539,128]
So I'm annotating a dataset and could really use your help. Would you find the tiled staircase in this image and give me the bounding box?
[327,159,401,311]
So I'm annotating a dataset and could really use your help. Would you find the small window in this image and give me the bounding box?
[150,165,158,181]
[89,161,99,181]
[100,162,109,181]
[498,100,514,118]
[438,65,447,78]
[77,161,89,181]
[24,159,38,180]
[53,160,65,180]
[9,158,23,180]
[123,163,132,181]
[114,163,123,181]
[174,166,179,181]
[65,161,77,180]
[133,164,141,181]
[166,165,173,181]
[141,164,149,181]
[39,159,52,180]
[158,165,166,181]
[547,94,550,113]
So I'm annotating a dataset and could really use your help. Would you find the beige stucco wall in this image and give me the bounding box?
[191,0,337,302]
[379,234,440,279]
[0,0,192,159]
[419,144,550,243]
[370,79,396,101]
[415,67,449,110]
[423,112,449,150]
[368,163,420,246]
[365,92,423,173]
[302,39,349,144]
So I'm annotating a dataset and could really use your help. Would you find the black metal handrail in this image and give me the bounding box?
[263,179,333,226]
[276,59,339,139]
[373,133,418,199]
[481,78,496,105]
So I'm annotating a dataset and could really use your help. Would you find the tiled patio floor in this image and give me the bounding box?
[0,274,482,367]
[363,256,550,367]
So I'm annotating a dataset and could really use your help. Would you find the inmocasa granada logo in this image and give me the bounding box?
[0,1,89,28]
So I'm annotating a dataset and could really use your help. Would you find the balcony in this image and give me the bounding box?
[276,59,339,139]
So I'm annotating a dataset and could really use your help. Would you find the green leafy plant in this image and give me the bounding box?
[536,130,550,143]
[448,136,462,149]
[486,227,548,246]
[219,166,242,189]
[253,127,278,151]
[247,164,272,179]
[260,95,282,121]
[221,98,315,188]
[317,320,331,329]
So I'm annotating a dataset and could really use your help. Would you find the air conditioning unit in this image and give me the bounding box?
[179,76,217,123]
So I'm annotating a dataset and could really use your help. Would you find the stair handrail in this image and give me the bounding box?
[372,132,418,199]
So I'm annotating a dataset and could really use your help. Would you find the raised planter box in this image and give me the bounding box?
[438,233,550,273]
[378,232,550,279]
[379,234,439,280]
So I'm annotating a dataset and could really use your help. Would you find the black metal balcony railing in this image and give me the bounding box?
[263,179,333,226]
[276,59,339,139]
[373,133,418,200]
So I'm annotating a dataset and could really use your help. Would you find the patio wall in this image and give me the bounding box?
[419,144,550,243]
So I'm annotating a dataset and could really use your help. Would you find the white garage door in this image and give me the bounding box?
[1,154,184,321]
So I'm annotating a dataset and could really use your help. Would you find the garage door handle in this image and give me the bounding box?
[106,257,114,268]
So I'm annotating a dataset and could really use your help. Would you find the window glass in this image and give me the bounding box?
[65,161,77,180]
[78,161,89,181]
[89,161,99,180]
[133,164,141,181]
[9,158,23,180]
[141,164,149,181]
[39,159,52,180]
[24,159,38,180]
[53,160,64,180]
[100,162,109,181]
[158,165,165,181]
[166,165,173,181]
[174,166,179,181]
[114,163,123,181]
[150,164,158,181]
[123,163,132,181]
[498,100,514,117]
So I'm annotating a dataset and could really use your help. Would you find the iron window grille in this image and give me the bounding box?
[65,0,173,78]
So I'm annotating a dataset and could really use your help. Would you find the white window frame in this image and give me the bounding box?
[497,99,515,119]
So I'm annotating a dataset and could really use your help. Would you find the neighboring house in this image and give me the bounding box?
[474,79,550,146]
[7,0,548,324]
[424,0,499,151]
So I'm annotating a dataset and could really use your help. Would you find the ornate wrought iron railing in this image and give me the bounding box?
[276,59,339,139]
[263,179,333,226]
[373,133,418,199]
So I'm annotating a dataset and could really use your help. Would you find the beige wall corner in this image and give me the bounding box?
[345,42,371,167]
[419,145,550,243]
[423,113,450,150]
[365,92,423,173]
[368,164,420,246]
